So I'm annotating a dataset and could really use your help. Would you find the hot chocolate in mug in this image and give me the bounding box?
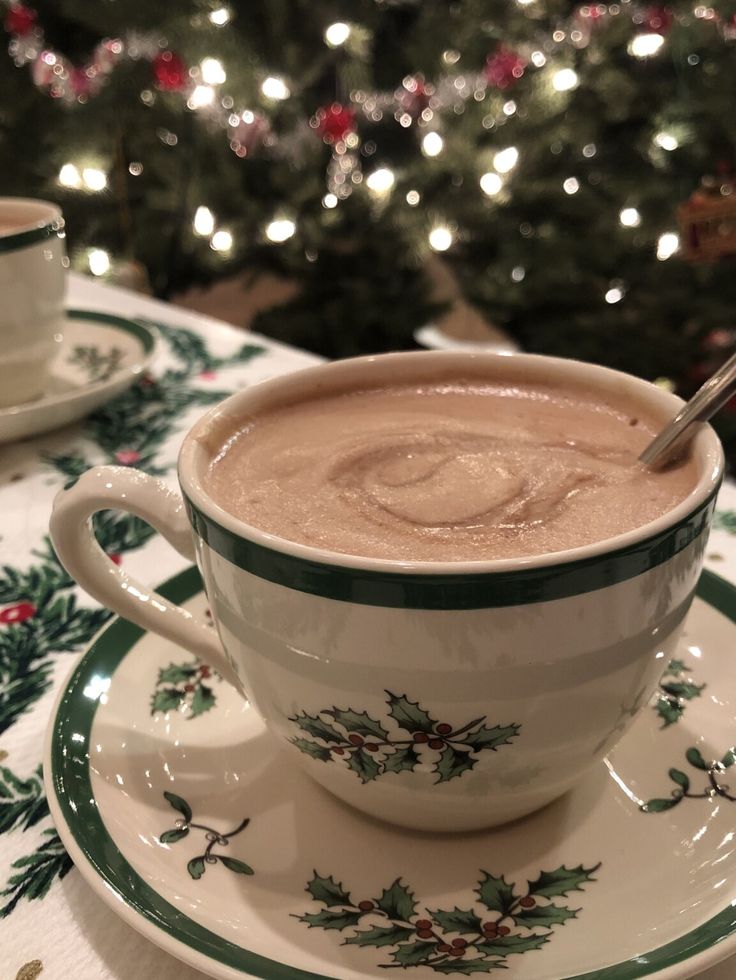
[49,351,723,832]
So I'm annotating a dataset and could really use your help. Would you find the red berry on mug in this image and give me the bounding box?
[415,919,433,930]
[358,900,374,912]
[428,738,444,750]
[436,723,452,735]
[452,938,467,948]
[348,734,364,747]
[497,925,511,936]
[413,732,429,742]
[449,947,466,957]
[332,746,345,755]
[364,742,379,752]
[519,896,536,908]
[417,928,434,939]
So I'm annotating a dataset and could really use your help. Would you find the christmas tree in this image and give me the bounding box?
[3,0,736,447]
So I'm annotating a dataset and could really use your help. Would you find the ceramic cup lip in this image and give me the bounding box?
[0,197,64,253]
[179,350,724,577]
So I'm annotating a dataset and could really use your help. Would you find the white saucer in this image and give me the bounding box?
[45,567,736,979]
[0,309,156,443]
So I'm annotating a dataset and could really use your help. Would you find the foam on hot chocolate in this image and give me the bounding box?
[203,380,698,561]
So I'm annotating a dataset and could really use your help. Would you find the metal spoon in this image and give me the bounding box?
[639,350,736,467]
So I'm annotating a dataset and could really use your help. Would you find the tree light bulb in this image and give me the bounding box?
[493,147,519,174]
[324,22,351,47]
[553,68,579,92]
[58,163,81,188]
[657,232,679,260]
[210,230,233,252]
[265,218,296,242]
[422,132,443,157]
[208,7,231,26]
[629,33,665,58]
[322,194,338,208]
[189,85,215,109]
[193,206,215,236]
[406,190,421,206]
[88,249,110,277]
[619,207,641,227]
[654,132,678,151]
[428,226,453,251]
[261,76,290,100]
[605,287,623,304]
[200,58,226,85]
[563,177,579,195]
[82,167,107,192]
[366,168,395,194]
[480,172,503,196]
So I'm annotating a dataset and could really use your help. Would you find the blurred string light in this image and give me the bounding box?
[322,193,338,208]
[210,229,232,252]
[619,207,641,227]
[189,85,215,109]
[605,285,624,303]
[493,146,519,173]
[480,172,503,196]
[200,57,226,85]
[654,131,678,151]
[261,76,290,100]
[88,248,110,276]
[553,68,579,92]
[563,177,579,194]
[629,33,665,57]
[422,132,443,157]
[324,22,351,47]
[406,190,421,206]
[366,167,395,193]
[208,7,231,26]
[193,206,215,236]
[657,232,679,260]
[58,163,81,188]
[82,167,107,191]
[428,226,453,251]
[265,218,296,242]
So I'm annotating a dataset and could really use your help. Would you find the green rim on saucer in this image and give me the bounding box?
[47,566,736,980]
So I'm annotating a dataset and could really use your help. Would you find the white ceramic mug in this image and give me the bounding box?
[0,197,67,407]
[49,352,723,832]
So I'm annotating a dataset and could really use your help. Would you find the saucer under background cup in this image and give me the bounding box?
[0,309,155,443]
[45,564,736,980]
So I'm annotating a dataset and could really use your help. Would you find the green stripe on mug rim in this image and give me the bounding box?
[183,485,720,609]
[0,215,65,255]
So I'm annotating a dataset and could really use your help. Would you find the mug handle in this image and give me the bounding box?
[49,466,242,690]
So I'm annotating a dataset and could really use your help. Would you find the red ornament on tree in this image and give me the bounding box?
[315,103,356,143]
[152,51,188,92]
[4,4,37,36]
[0,602,37,625]
[484,46,526,89]
[115,449,141,465]
[641,5,673,33]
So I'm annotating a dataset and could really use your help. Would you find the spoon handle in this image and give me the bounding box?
[639,350,736,467]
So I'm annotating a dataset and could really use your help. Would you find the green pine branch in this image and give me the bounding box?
[0,829,73,919]
[0,765,48,834]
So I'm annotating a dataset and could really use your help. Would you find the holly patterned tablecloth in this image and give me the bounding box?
[3,273,736,980]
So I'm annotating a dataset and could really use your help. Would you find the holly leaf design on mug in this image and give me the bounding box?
[288,693,520,784]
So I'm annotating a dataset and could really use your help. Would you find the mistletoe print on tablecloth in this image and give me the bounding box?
[641,746,736,812]
[289,691,520,784]
[653,658,705,728]
[158,792,253,881]
[297,863,600,974]
[0,319,267,921]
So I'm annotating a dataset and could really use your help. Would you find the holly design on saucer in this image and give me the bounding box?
[641,746,736,812]
[150,659,219,719]
[67,344,124,383]
[158,792,253,880]
[653,659,705,727]
[289,691,520,783]
[296,863,600,974]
